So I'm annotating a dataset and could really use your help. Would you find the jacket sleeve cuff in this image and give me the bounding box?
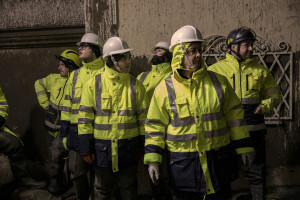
[235,147,254,154]
[144,153,162,165]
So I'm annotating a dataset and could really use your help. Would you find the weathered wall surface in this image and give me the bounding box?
[89,0,300,191]
[0,0,85,189]
[0,0,84,30]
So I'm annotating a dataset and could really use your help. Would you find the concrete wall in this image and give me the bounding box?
[0,0,84,30]
[88,0,300,191]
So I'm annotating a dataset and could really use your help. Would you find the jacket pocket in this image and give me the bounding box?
[247,73,261,91]
[169,152,202,190]
[67,125,80,151]
[74,83,83,100]
[94,140,111,168]
[207,144,238,193]
[101,93,112,110]
[118,137,142,169]
[175,97,191,118]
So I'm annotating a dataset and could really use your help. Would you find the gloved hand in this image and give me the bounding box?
[62,137,68,150]
[83,154,95,164]
[148,162,159,185]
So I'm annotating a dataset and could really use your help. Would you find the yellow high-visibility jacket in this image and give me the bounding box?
[0,86,18,138]
[137,62,172,100]
[144,43,253,195]
[34,74,68,137]
[78,65,149,172]
[60,57,104,151]
[209,53,280,132]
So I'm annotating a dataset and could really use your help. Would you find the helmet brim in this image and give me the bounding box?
[103,48,133,58]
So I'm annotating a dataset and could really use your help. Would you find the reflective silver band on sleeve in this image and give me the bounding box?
[36,90,47,96]
[247,123,266,132]
[145,131,165,138]
[204,127,228,138]
[227,119,247,128]
[166,133,198,142]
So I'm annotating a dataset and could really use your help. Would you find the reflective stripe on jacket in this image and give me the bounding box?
[78,65,149,172]
[0,86,19,139]
[137,62,172,100]
[34,74,68,135]
[208,53,280,132]
[60,57,105,151]
[144,43,253,195]
[0,86,9,128]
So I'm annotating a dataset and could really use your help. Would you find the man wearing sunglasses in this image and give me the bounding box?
[34,49,80,195]
[60,33,105,200]
[209,27,280,200]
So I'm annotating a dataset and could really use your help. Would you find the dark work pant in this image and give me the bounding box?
[69,150,91,200]
[93,164,138,200]
[47,132,69,192]
[242,131,266,198]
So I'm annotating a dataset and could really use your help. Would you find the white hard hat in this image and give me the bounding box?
[102,37,133,58]
[77,33,103,49]
[169,25,204,52]
[151,41,170,53]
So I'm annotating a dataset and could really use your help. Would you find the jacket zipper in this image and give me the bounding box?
[231,74,235,91]
[246,74,249,91]
[239,64,242,100]
[56,88,62,99]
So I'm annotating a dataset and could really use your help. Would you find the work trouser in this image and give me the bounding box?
[242,130,266,200]
[69,150,92,200]
[47,132,69,191]
[94,163,138,200]
[150,150,172,200]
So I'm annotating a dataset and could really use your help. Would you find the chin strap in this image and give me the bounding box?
[231,43,245,62]
[180,43,196,70]
[110,55,124,73]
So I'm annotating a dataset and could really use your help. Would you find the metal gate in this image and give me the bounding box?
[202,35,293,125]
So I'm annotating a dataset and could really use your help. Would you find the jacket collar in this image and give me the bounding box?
[82,57,104,70]
[104,65,130,81]
[151,62,172,73]
[225,53,253,66]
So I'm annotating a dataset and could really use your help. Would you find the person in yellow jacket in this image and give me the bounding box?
[137,41,173,200]
[144,25,254,200]
[137,41,173,99]
[208,27,280,200]
[60,33,105,200]
[34,49,80,194]
[78,36,149,200]
[0,86,46,189]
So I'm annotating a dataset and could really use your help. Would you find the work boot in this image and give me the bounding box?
[251,185,264,200]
